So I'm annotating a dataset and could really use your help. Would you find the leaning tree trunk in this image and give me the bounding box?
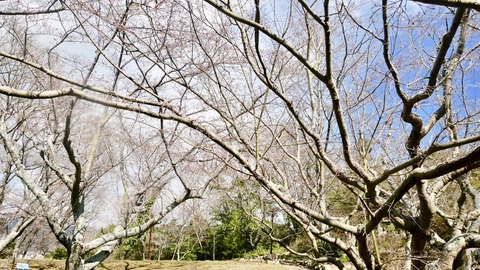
[437,233,480,269]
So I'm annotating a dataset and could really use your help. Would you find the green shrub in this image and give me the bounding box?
[46,247,68,259]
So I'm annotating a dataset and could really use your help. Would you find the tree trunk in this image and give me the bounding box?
[411,231,430,270]
[67,243,85,270]
[84,234,120,270]
[356,234,375,270]
[453,249,471,270]
[403,234,412,270]
[411,181,435,270]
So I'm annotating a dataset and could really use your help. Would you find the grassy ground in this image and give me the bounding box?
[0,259,308,270]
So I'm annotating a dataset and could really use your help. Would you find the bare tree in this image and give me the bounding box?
[0,36,44,254]
[0,0,480,270]
[0,101,36,255]
[0,97,207,269]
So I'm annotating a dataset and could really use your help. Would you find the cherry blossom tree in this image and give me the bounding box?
[0,0,480,269]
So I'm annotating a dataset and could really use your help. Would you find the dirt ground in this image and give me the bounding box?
[0,259,309,270]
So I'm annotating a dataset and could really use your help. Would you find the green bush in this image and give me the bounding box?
[46,247,68,259]
[243,244,286,259]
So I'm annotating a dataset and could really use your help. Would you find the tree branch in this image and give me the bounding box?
[411,0,480,11]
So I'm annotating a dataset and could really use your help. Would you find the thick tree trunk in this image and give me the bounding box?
[410,181,435,270]
[437,233,480,269]
[356,234,376,270]
[67,243,85,270]
[410,231,430,270]
[84,235,120,270]
[452,249,471,270]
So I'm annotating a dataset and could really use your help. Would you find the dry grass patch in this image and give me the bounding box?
[0,259,307,270]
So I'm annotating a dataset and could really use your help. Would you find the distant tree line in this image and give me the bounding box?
[38,194,343,263]
[100,196,342,262]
